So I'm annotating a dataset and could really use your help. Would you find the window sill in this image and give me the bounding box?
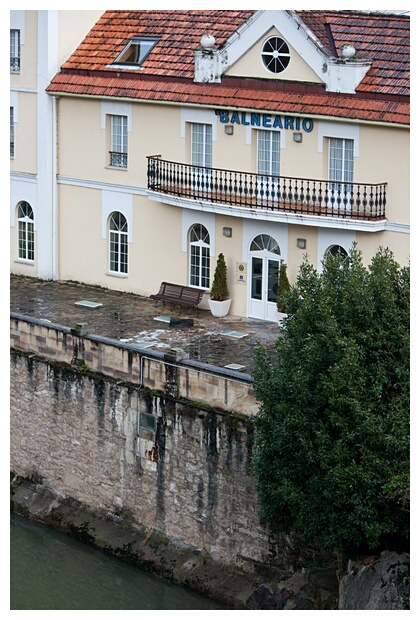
[106,271,128,278]
[105,165,128,171]
[14,259,34,265]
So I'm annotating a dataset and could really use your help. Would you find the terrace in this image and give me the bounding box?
[147,156,387,221]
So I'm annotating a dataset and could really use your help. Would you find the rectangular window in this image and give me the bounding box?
[257,130,281,198]
[329,138,354,188]
[109,232,128,273]
[328,138,354,206]
[18,221,34,261]
[10,107,14,157]
[110,115,128,167]
[10,30,20,72]
[257,130,280,177]
[192,123,212,168]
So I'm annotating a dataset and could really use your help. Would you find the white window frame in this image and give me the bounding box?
[328,137,354,208]
[109,212,128,275]
[261,36,291,74]
[191,123,212,168]
[10,29,20,72]
[110,115,128,168]
[257,129,281,198]
[17,201,34,261]
[189,224,210,289]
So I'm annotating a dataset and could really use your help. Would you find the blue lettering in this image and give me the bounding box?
[241,112,250,126]
[272,115,283,129]
[284,116,294,130]
[250,113,261,126]
[295,117,301,131]
[302,118,314,132]
[230,111,240,124]
[219,110,229,123]
[262,114,272,128]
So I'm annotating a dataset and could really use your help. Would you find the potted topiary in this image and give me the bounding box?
[277,261,291,326]
[208,253,232,317]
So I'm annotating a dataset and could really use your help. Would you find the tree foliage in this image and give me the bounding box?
[253,245,409,554]
[276,262,291,313]
[209,253,229,301]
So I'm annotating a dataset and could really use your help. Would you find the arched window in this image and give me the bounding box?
[325,244,348,259]
[189,224,210,288]
[17,201,34,261]
[109,212,128,274]
[250,233,280,254]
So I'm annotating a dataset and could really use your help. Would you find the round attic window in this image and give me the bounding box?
[261,36,291,73]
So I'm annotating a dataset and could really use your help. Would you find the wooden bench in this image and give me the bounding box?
[150,282,205,315]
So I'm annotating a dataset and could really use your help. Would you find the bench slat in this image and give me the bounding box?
[150,282,205,314]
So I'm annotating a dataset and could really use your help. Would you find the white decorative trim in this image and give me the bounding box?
[146,190,396,233]
[317,228,355,270]
[245,123,286,148]
[10,10,25,43]
[10,91,18,121]
[242,219,288,264]
[101,190,133,242]
[220,10,372,94]
[181,210,215,255]
[318,121,360,156]
[57,175,147,195]
[101,101,133,131]
[180,107,218,140]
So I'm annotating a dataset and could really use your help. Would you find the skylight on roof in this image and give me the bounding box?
[115,37,158,67]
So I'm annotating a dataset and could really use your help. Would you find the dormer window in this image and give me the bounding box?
[114,37,158,67]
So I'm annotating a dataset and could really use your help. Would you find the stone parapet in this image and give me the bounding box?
[10,313,258,416]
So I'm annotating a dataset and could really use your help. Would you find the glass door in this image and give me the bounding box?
[249,234,281,322]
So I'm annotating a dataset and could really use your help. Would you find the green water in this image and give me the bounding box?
[10,513,228,610]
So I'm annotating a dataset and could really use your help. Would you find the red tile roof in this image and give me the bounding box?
[47,10,409,126]
[297,11,410,96]
[62,10,254,78]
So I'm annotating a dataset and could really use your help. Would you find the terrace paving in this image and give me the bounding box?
[10,275,281,374]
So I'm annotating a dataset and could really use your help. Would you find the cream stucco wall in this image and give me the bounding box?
[58,11,103,67]
[10,92,38,175]
[10,11,38,91]
[226,26,323,84]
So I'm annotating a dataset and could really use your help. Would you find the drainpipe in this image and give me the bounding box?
[51,95,58,280]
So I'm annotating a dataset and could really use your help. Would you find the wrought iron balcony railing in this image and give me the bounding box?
[109,151,128,168]
[147,156,386,221]
[10,57,20,72]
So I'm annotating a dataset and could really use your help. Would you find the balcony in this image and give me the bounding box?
[147,156,386,221]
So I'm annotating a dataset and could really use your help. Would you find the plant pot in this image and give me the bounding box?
[208,298,232,318]
[277,311,288,327]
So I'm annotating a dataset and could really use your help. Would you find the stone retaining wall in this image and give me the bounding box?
[10,349,288,569]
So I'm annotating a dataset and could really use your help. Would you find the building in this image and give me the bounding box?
[10,10,410,322]
[10,9,104,280]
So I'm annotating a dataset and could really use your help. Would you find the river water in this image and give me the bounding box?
[10,513,229,610]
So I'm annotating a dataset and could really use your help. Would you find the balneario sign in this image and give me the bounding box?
[218,110,314,132]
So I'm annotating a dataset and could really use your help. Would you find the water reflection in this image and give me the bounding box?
[10,513,228,610]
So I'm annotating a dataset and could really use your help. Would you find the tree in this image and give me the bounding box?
[276,262,291,313]
[209,253,229,301]
[253,245,409,555]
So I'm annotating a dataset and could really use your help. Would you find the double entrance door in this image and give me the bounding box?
[248,234,281,322]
